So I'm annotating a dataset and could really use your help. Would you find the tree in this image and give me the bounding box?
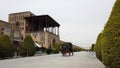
[20,35,36,57]
[102,0,120,67]
[0,35,15,59]
[73,46,85,52]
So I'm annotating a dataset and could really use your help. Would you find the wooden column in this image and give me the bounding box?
[46,17,48,31]
[39,19,40,31]
[51,27,53,33]
[57,27,59,36]
[53,27,55,34]
[32,18,34,32]
[54,27,56,35]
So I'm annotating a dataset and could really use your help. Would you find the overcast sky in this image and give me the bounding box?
[0,0,115,48]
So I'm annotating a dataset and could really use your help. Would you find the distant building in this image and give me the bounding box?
[0,20,11,36]
[2,22,11,37]
[0,20,5,35]
[9,11,60,48]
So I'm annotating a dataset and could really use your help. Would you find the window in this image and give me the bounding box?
[15,21,20,26]
[21,36,23,40]
[22,27,24,30]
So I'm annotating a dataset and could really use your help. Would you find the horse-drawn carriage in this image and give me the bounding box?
[61,42,73,56]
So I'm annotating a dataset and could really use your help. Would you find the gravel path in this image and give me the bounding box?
[0,51,105,68]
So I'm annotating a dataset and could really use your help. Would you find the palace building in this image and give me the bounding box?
[8,11,60,49]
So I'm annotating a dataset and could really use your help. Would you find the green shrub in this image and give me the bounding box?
[46,48,52,54]
[52,48,59,54]
[102,0,120,67]
[52,44,61,54]
[20,35,36,57]
[0,35,15,59]
[53,44,60,50]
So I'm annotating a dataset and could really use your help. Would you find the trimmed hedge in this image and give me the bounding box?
[94,33,102,61]
[99,0,120,68]
[73,46,85,52]
[0,35,15,59]
[20,35,36,57]
[46,48,52,54]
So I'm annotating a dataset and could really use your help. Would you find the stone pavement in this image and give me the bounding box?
[0,51,105,68]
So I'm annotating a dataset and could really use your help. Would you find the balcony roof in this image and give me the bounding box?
[25,15,60,27]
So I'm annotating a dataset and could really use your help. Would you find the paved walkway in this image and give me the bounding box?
[0,51,105,68]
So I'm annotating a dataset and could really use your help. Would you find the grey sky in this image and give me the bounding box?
[0,0,115,48]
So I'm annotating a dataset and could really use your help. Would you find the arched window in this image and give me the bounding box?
[15,21,20,26]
